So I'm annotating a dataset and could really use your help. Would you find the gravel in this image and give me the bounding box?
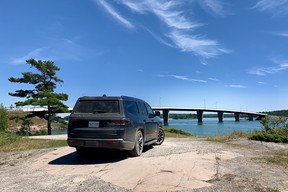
[0,138,288,192]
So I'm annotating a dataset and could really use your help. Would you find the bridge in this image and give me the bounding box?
[152,107,267,125]
[20,106,267,125]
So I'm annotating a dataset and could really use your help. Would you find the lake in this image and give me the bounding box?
[164,118,263,136]
[53,118,263,136]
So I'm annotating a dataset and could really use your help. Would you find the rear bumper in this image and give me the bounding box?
[67,138,134,150]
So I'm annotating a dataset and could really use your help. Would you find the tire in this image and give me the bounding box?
[129,130,144,157]
[155,128,165,145]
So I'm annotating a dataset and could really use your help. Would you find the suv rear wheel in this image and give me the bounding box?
[129,130,143,157]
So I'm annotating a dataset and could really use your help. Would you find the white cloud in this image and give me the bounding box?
[208,77,219,81]
[10,38,87,64]
[137,69,144,72]
[249,57,288,76]
[271,31,288,37]
[168,30,229,58]
[198,0,229,16]
[143,27,174,47]
[157,73,207,83]
[225,84,246,88]
[10,47,48,64]
[254,0,288,16]
[96,0,230,59]
[171,75,207,83]
[94,0,134,29]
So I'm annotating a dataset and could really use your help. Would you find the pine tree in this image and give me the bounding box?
[8,59,68,135]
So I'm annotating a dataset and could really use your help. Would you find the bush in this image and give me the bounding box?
[0,104,8,132]
[0,131,20,147]
[248,116,288,143]
[11,116,34,136]
[163,128,193,136]
[32,129,48,136]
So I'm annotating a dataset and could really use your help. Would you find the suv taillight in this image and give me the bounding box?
[110,119,130,125]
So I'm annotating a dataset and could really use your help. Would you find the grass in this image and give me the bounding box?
[205,130,288,169]
[0,132,67,153]
[263,152,288,168]
[163,128,193,137]
[206,131,249,142]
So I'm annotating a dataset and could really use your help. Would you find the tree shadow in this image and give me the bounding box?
[49,146,154,165]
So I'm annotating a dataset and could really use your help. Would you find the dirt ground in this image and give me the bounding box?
[0,137,288,192]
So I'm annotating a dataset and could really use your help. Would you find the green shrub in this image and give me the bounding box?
[10,115,34,136]
[249,116,288,143]
[0,131,21,147]
[163,128,193,136]
[0,104,8,132]
[32,129,48,136]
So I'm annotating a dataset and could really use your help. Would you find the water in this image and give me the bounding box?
[53,118,263,136]
[164,118,263,136]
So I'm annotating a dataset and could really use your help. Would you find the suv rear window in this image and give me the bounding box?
[74,100,119,114]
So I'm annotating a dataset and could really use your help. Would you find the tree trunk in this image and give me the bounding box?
[47,105,52,135]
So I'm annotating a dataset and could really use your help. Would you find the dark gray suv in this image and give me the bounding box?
[68,95,165,156]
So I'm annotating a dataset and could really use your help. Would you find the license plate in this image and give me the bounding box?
[88,121,99,127]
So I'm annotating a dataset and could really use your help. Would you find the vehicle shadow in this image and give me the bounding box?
[49,146,154,165]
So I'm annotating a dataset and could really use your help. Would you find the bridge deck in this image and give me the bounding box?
[151,107,267,125]
[152,107,266,116]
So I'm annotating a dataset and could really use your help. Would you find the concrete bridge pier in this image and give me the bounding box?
[234,112,240,122]
[248,114,253,121]
[218,112,224,122]
[197,110,203,124]
[163,109,170,125]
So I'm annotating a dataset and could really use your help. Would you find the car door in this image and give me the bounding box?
[138,102,158,141]
[145,103,159,140]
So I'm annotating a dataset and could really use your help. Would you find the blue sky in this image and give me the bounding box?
[1,0,288,112]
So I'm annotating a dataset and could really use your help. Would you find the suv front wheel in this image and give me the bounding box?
[129,130,143,157]
[155,128,165,145]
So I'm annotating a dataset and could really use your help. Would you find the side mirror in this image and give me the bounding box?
[154,111,161,116]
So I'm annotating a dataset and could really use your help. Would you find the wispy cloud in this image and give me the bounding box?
[271,31,288,37]
[249,57,288,76]
[10,38,87,64]
[143,27,174,47]
[198,0,229,16]
[158,74,207,83]
[10,47,48,64]
[171,75,207,83]
[225,84,247,88]
[96,0,230,59]
[94,0,134,29]
[168,30,230,58]
[253,0,288,16]
[208,77,219,81]
[137,69,144,72]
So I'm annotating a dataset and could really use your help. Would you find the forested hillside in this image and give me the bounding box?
[264,110,288,117]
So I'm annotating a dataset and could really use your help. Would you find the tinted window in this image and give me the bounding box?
[145,103,154,115]
[138,102,148,115]
[74,100,119,113]
[124,101,139,116]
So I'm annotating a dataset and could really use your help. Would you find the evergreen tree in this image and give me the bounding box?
[0,104,8,132]
[8,59,68,135]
